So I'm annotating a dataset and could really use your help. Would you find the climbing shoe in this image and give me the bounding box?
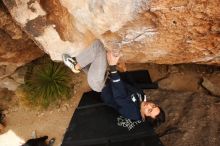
[62,54,80,73]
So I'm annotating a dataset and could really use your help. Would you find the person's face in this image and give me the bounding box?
[140,101,160,119]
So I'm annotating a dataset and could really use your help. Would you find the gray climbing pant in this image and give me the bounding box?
[76,40,107,92]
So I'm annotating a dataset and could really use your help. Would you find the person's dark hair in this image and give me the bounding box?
[146,106,165,127]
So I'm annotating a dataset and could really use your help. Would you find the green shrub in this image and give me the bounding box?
[23,56,72,108]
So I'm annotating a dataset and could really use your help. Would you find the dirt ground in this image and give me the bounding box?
[0,72,90,146]
[0,71,220,146]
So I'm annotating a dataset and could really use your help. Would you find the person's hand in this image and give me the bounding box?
[107,51,121,66]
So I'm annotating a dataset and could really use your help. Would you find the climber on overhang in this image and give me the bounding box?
[62,40,165,126]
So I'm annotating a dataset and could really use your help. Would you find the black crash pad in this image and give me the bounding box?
[119,70,158,89]
[61,91,164,146]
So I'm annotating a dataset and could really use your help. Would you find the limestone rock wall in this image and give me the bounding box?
[0,2,44,91]
[2,0,220,65]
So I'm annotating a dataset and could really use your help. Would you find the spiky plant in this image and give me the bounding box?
[24,58,72,108]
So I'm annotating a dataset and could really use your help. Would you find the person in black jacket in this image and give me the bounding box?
[63,40,165,127]
[103,51,165,127]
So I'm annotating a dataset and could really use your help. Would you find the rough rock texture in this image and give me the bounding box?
[125,63,220,93]
[2,0,220,64]
[148,90,220,146]
[202,73,220,97]
[0,2,44,80]
[0,66,27,91]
